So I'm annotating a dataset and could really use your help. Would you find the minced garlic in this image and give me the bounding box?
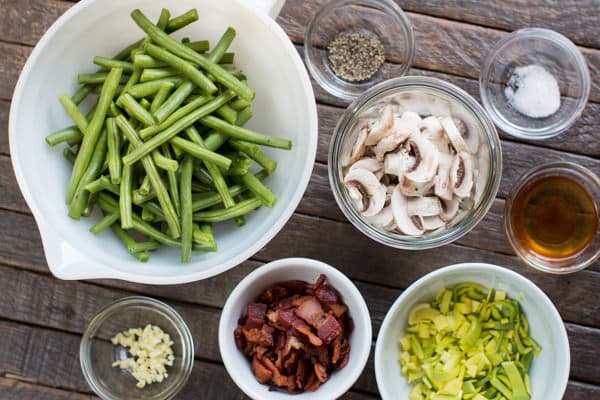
[111,324,175,388]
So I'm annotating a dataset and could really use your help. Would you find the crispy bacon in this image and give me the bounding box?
[235,274,352,394]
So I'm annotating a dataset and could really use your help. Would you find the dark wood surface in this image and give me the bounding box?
[0,0,599,398]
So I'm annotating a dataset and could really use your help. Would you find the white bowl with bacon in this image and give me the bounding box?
[218,258,372,400]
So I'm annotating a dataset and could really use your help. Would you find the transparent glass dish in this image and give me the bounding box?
[304,0,414,101]
[328,76,502,250]
[480,28,590,140]
[504,162,600,274]
[80,296,194,400]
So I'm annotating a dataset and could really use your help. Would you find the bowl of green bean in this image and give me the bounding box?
[9,0,318,284]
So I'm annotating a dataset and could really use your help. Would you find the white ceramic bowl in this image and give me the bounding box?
[9,0,318,284]
[219,258,372,400]
[375,263,570,400]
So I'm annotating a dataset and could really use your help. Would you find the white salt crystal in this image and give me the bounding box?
[504,64,561,118]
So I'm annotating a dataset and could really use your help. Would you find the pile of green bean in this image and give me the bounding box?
[46,8,292,263]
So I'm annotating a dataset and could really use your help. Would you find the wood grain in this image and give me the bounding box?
[278,0,600,103]
[0,377,95,400]
[0,99,8,155]
[0,42,30,101]
[397,0,600,49]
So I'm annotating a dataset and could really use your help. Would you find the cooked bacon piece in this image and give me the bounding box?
[234,325,246,350]
[243,325,274,347]
[278,308,323,347]
[315,284,340,303]
[261,356,289,388]
[336,351,350,370]
[280,280,309,294]
[331,336,342,364]
[313,274,326,289]
[295,297,327,328]
[327,302,348,318]
[305,369,320,391]
[252,356,273,384]
[295,358,309,389]
[245,303,267,330]
[314,362,329,383]
[317,314,342,344]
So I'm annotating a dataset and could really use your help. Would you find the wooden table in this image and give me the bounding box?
[0,0,599,398]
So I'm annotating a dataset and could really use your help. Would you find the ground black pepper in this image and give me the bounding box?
[327,31,386,82]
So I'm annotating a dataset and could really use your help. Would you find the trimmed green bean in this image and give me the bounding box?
[150,81,175,112]
[116,115,181,238]
[165,9,199,34]
[152,79,194,123]
[85,175,119,195]
[59,94,88,133]
[180,155,193,263]
[139,175,152,196]
[133,54,168,69]
[122,65,142,94]
[120,145,134,229]
[192,223,217,251]
[140,67,181,82]
[219,52,235,64]
[170,136,231,170]
[93,56,135,73]
[46,126,82,147]
[141,94,210,139]
[63,148,77,164]
[123,91,235,165]
[78,72,129,85]
[236,106,253,126]
[126,76,184,98]
[157,8,171,30]
[106,117,122,184]
[230,97,252,111]
[82,192,98,218]
[129,241,160,253]
[131,10,254,101]
[208,27,235,63]
[162,144,180,216]
[152,149,179,171]
[191,170,267,211]
[90,210,120,234]
[203,130,229,152]
[145,43,217,96]
[72,85,94,105]
[112,39,145,61]
[192,164,215,188]
[183,40,210,53]
[117,93,156,126]
[193,197,262,222]
[216,104,237,125]
[229,139,277,173]
[133,189,156,205]
[239,172,276,208]
[141,207,156,221]
[67,67,122,204]
[200,115,291,150]
[111,224,149,262]
[142,201,165,220]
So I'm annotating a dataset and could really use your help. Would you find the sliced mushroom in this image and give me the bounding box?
[401,111,422,125]
[417,215,445,230]
[399,175,434,197]
[364,205,394,228]
[434,152,454,201]
[440,116,469,154]
[403,134,439,183]
[450,107,480,153]
[365,104,394,146]
[343,126,368,167]
[473,148,489,204]
[349,157,384,181]
[406,196,442,217]
[440,198,459,221]
[343,169,386,217]
[383,151,414,177]
[419,116,443,139]
[450,151,474,198]
[391,185,424,236]
[373,133,410,161]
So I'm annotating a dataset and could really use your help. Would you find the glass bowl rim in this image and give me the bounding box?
[479,27,591,140]
[503,161,600,274]
[79,296,195,400]
[328,75,503,250]
[304,0,415,101]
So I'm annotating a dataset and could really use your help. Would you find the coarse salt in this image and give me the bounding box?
[504,64,561,118]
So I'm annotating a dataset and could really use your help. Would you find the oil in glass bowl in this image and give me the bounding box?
[510,176,598,261]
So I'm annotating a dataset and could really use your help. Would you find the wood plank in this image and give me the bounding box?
[278,0,600,103]
[566,381,600,400]
[0,156,28,213]
[0,377,95,400]
[0,99,8,155]
[397,0,600,49]
[0,0,71,47]
[0,42,31,101]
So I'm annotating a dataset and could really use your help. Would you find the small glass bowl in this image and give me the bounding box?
[504,162,600,274]
[304,0,414,101]
[480,28,590,140]
[328,76,502,250]
[80,296,194,400]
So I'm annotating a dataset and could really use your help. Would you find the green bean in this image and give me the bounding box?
[140,67,181,82]
[156,8,171,30]
[139,175,152,196]
[145,43,217,96]
[180,155,193,263]
[171,142,184,159]
[85,175,119,195]
[192,223,217,251]
[239,172,276,208]
[82,192,98,218]
[46,126,82,147]
[69,130,108,219]
[204,131,229,152]
[67,68,122,204]
[131,10,254,101]
[133,189,156,205]
[78,72,129,85]
[152,79,194,123]
[116,115,181,238]
[120,145,134,229]
[200,115,291,149]
[152,149,179,171]
[229,139,277,173]
[129,241,160,253]
[183,40,210,53]
[192,164,215,188]
[63,148,77,164]
[141,94,210,139]
[126,76,184,98]
[113,39,145,61]
[59,94,88,133]
[141,207,156,221]
[122,65,142,94]
[223,155,253,176]
[122,91,235,165]
[193,197,262,222]
[165,9,199,34]
[208,27,235,63]
[90,210,120,234]
[72,85,94,105]
[230,97,252,111]
[133,54,168,69]
[116,93,156,126]
[236,106,254,126]
[93,56,135,73]
[219,52,235,65]
[191,170,267,211]
[216,104,237,125]
[142,201,165,220]
[111,224,149,262]
[170,136,232,170]
[150,81,175,112]
[106,117,122,184]
[162,144,180,216]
